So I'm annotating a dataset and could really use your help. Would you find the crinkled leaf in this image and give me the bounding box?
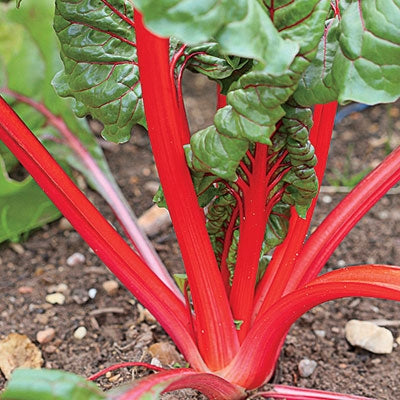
[1,369,105,400]
[295,0,400,105]
[0,157,60,243]
[135,0,298,74]
[278,103,318,218]
[185,43,253,94]
[187,0,330,181]
[53,0,144,142]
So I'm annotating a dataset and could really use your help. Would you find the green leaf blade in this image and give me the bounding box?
[1,369,105,400]
[0,159,60,243]
[294,0,400,106]
[53,0,144,142]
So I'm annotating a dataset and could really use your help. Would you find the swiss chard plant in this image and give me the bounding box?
[1,0,400,399]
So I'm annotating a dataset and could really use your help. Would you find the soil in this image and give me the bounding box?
[0,73,400,399]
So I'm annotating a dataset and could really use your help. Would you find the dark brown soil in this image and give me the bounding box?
[0,73,399,399]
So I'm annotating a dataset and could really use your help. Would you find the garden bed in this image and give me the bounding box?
[0,74,399,399]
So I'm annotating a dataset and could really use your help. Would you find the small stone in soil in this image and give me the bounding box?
[45,292,66,305]
[88,288,97,299]
[149,342,181,366]
[18,286,33,294]
[151,357,162,368]
[9,243,24,255]
[321,195,332,204]
[313,329,326,338]
[108,373,121,382]
[59,217,73,231]
[66,252,86,267]
[73,326,87,340]
[36,328,56,344]
[144,181,160,195]
[345,320,393,354]
[72,288,90,305]
[43,345,57,354]
[102,280,119,296]
[138,205,171,237]
[298,358,317,378]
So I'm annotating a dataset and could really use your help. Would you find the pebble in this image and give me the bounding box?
[137,304,156,324]
[43,345,57,354]
[66,252,86,267]
[321,195,332,204]
[59,217,73,231]
[36,328,55,344]
[138,205,171,237]
[47,283,68,294]
[9,243,24,255]
[144,181,160,195]
[108,373,121,383]
[313,329,326,338]
[102,280,119,296]
[18,286,33,294]
[45,293,65,305]
[298,359,317,378]
[345,320,393,354]
[149,342,181,366]
[151,357,163,368]
[73,326,87,340]
[88,288,97,299]
[72,288,89,305]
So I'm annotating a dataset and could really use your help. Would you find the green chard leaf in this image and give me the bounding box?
[294,0,400,105]
[0,158,60,243]
[135,0,299,74]
[187,0,330,181]
[184,42,253,94]
[1,369,105,400]
[53,0,144,142]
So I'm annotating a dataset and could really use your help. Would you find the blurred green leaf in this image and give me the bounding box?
[1,369,105,400]
[0,159,60,243]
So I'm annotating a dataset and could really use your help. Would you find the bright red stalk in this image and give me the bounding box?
[1,89,180,298]
[229,143,269,340]
[288,144,400,290]
[220,265,400,388]
[135,11,239,370]
[0,96,206,370]
[217,85,227,109]
[253,102,337,318]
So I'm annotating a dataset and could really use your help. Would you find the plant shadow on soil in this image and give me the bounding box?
[0,73,400,399]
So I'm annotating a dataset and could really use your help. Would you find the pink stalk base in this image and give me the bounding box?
[258,384,375,400]
[116,369,245,400]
